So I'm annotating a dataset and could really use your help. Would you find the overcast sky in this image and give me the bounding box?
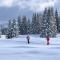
[0,0,60,24]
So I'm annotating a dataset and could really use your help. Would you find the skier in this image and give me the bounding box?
[46,36,50,45]
[26,35,30,44]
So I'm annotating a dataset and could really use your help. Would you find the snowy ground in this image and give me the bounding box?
[0,35,60,60]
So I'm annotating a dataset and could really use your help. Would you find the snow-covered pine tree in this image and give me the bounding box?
[31,13,40,34]
[40,7,57,37]
[27,19,31,34]
[0,30,1,38]
[6,20,12,38]
[12,19,17,37]
[55,9,59,33]
[48,7,57,37]
[58,17,60,33]
[40,8,48,37]
[21,16,28,35]
[0,25,3,35]
[17,16,22,35]
[36,13,41,34]
[38,14,43,34]
[15,23,19,37]
[0,25,2,38]
[31,13,36,34]
[0,25,5,35]
[2,27,8,35]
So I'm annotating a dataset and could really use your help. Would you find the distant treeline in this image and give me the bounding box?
[0,7,60,38]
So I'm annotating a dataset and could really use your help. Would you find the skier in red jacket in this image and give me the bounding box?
[46,36,50,45]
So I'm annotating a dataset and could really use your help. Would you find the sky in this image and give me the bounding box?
[0,0,60,24]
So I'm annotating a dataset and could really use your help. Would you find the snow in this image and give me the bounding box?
[0,35,60,60]
[0,35,6,40]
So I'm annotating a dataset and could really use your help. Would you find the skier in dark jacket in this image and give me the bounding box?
[46,36,50,45]
[26,35,30,44]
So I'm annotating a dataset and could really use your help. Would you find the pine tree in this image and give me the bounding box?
[55,9,59,32]
[40,8,48,37]
[6,20,12,38]
[38,14,43,34]
[17,16,22,34]
[0,25,3,35]
[40,7,57,37]
[21,16,28,35]
[7,19,19,38]
[36,13,41,34]
[27,19,31,34]
[31,13,36,34]
[12,19,17,37]
[0,30,1,38]
[31,13,40,34]
[50,7,57,37]
[15,23,19,37]
[0,25,6,35]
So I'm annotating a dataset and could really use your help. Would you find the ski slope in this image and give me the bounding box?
[0,35,60,60]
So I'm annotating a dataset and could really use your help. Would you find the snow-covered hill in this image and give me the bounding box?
[0,35,60,60]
